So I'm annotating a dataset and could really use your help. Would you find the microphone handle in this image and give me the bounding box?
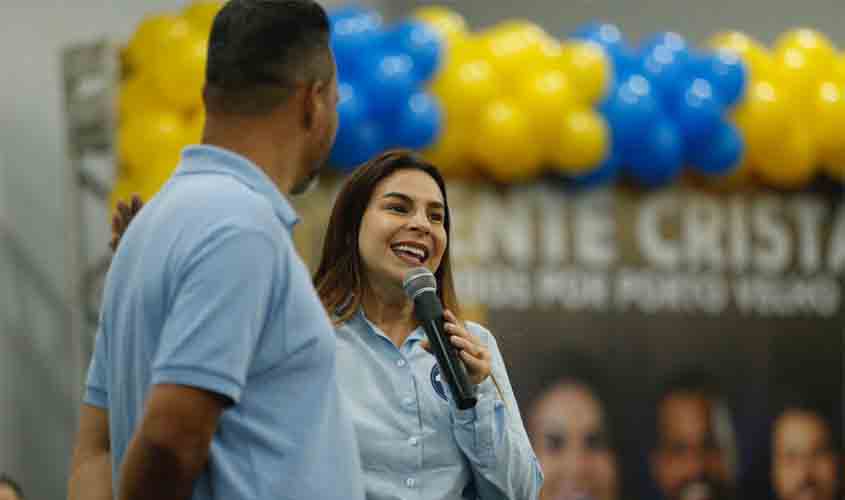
[415,294,477,410]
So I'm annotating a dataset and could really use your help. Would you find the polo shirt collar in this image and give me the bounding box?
[175,145,300,228]
[354,308,426,345]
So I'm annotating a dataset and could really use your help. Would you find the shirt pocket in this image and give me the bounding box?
[420,427,466,470]
[358,435,415,473]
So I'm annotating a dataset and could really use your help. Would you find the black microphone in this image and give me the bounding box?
[403,267,477,410]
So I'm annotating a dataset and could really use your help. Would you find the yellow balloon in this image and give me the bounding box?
[558,41,611,104]
[430,43,504,120]
[118,109,191,178]
[753,123,817,189]
[774,28,836,68]
[522,34,565,74]
[478,21,549,86]
[732,79,792,157]
[183,1,223,37]
[124,14,192,72]
[773,46,826,104]
[551,108,609,175]
[118,75,168,122]
[446,35,485,60]
[707,31,774,80]
[482,19,547,40]
[186,107,206,145]
[109,175,140,213]
[832,54,845,81]
[139,155,179,200]
[412,5,468,46]
[812,80,845,153]
[515,69,577,144]
[472,99,543,183]
[422,115,476,179]
[149,32,208,112]
[821,148,845,182]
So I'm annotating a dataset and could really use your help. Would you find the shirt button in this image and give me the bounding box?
[396,359,406,367]
[406,478,416,488]
[408,436,419,446]
[402,397,414,407]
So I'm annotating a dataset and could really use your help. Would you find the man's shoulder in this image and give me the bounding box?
[147,175,287,250]
[172,174,277,223]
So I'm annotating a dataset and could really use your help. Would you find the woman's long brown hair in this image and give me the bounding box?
[313,149,461,326]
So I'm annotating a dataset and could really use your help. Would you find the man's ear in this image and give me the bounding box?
[303,79,326,130]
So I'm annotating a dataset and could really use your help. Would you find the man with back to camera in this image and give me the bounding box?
[771,392,841,500]
[650,370,738,500]
[66,1,365,500]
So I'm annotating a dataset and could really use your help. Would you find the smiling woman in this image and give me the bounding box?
[312,149,543,500]
[314,150,457,326]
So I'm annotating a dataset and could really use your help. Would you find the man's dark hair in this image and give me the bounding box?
[204,0,333,115]
[0,474,24,500]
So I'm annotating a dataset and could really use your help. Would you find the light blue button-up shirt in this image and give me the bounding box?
[85,145,365,500]
[335,310,543,500]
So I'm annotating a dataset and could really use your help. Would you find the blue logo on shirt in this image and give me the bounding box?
[430,364,448,401]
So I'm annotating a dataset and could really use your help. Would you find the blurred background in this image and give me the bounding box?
[1,1,842,499]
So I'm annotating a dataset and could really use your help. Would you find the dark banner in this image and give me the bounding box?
[293,182,844,500]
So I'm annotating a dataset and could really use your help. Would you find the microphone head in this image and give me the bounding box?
[402,267,437,300]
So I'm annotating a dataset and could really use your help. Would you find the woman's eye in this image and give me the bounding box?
[386,204,407,213]
[429,212,444,223]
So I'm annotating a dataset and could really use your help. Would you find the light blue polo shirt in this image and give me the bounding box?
[85,145,364,500]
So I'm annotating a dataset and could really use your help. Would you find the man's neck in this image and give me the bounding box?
[202,117,301,196]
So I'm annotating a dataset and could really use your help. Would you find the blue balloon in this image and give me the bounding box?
[330,7,385,79]
[389,92,442,150]
[329,82,370,172]
[336,81,368,131]
[330,120,386,172]
[689,50,747,107]
[600,74,663,149]
[688,121,744,176]
[388,20,443,83]
[560,147,623,191]
[329,4,378,19]
[673,78,724,142]
[638,44,690,106]
[625,119,684,188]
[358,51,417,118]
[571,22,637,80]
[640,32,690,58]
[329,6,384,34]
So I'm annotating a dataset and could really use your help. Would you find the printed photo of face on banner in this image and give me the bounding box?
[524,351,621,500]
[770,393,842,500]
[735,384,843,500]
[649,369,738,500]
